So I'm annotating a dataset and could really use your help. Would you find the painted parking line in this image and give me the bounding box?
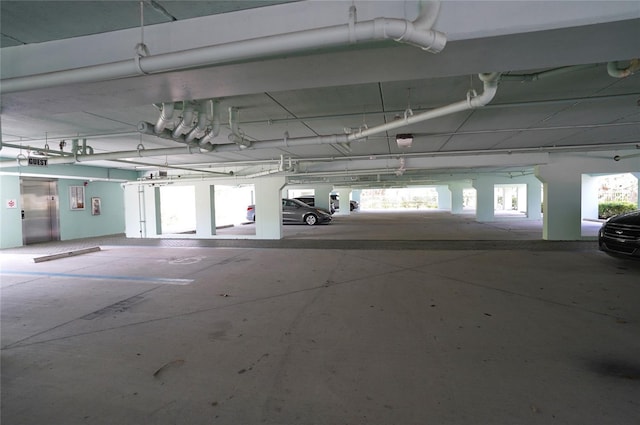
[1,270,193,285]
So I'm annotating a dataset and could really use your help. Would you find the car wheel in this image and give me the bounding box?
[304,214,318,225]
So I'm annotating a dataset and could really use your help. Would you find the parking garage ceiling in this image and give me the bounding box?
[1,1,639,186]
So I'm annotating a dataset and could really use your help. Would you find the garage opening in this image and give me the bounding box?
[360,188,439,210]
[494,184,527,217]
[215,185,256,234]
[159,185,196,234]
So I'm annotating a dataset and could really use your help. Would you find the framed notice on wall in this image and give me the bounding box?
[91,197,101,215]
[69,186,85,210]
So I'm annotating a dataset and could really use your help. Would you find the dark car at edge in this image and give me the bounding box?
[598,210,640,259]
[246,198,332,225]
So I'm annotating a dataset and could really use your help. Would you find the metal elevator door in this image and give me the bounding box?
[20,178,60,245]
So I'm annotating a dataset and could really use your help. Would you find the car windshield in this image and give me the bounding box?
[284,199,308,208]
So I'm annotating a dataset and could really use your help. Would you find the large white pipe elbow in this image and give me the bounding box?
[198,100,221,147]
[172,101,196,138]
[413,0,442,30]
[469,73,500,107]
[607,59,640,78]
[369,18,446,53]
[154,102,175,134]
[186,100,212,143]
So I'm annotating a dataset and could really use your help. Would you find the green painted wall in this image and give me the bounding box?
[58,180,127,240]
[0,164,138,248]
[0,175,24,248]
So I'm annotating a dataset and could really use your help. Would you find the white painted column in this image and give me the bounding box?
[535,165,582,240]
[352,189,362,210]
[473,177,495,222]
[581,175,600,221]
[504,186,515,211]
[334,188,351,216]
[436,186,452,210]
[195,184,215,236]
[633,173,640,208]
[516,185,527,213]
[124,184,142,238]
[525,177,542,220]
[149,187,162,236]
[255,176,286,239]
[449,182,466,214]
[312,185,333,212]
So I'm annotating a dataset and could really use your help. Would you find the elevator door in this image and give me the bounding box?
[21,179,60,244]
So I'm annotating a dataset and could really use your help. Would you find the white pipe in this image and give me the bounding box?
[198,100,221,147]
[228,107,240,138]
[154,102,175,133]
[1,18,446,94]
[228,107,251,148]
[413,0,441,30]
[345,72,499,141]
[1,146,196,168]
[607,59,640,78]
[138,74,498,151]
[185,100,212,143]
[138,121,186,143]
[172,101,196,138]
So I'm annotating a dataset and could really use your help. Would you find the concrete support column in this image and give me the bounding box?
[516,185,526,213]
[473,177,495,222]
[633,173,640,208]
[526,177,542,220]
[152,187,162,236]
[124,184,142,238]
[334,188,351,216]
[255,176,286,239]
[436,186,452,210]
[581,175,599,221]
[352,189,362,209]
[195,184,215,236]
[311,185,333,212]
[448,183,466,214]
[535,165,582,240]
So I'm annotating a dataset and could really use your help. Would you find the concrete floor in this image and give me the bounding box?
[1,211,639,424]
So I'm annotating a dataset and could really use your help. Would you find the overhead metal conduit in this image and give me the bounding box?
[346,72,499,142]
[185,100,212,143]
[0,7,446,94]
[171,101,196,138]
[198,100,221,149]
[3,145,198,168]
[154,102,174,133]
[136,72,499,152]
[3,72,498,169]
[176,72,500,151]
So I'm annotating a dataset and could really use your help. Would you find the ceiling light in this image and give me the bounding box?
[396,133,413,148]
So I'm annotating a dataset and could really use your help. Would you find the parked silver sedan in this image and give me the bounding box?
[246,198,332,225]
